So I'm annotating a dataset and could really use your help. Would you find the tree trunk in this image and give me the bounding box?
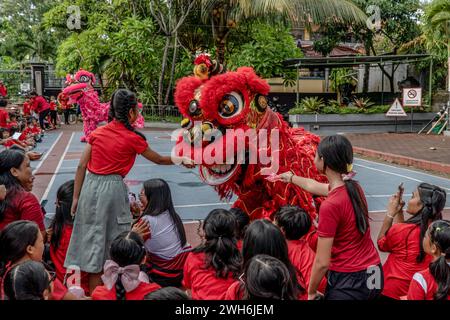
[158,36,171,112]
[164,34,178,106]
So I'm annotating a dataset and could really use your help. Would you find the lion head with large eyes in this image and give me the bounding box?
[173,54,326,220]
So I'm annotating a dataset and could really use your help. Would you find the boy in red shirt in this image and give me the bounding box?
[29,91,51,130]
[23,100,32,117]
[274,206,328,294]
[48,96,58,129]
[407,220,450,300]
[6,113,18,129]
[0,81,7,97]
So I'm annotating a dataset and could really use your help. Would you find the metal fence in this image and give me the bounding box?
[142,105,183,122]
[0,69,33,102]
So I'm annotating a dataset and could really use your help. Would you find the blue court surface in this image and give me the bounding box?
[32,131,450,223]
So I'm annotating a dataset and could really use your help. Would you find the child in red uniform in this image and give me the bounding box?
[229,207,249,251]
[0,221,78,300]
[0,149,44,233]
[0,98,9,129]
[91,231,161,300]
[0,81,7,98]
[378,183,446,299]
[3,260,55,300]
[279,135,381,300]
[183,209,242,300]
[48,96,58,129]
[274,206,327,294]
[23,100,32,117]
[239,254,298,300]
[29,91,50,130]
[6,113,18,129]
[225,219,305,300]
[49,180,89,296]
[407,220,450,300]
[65,89,194,294]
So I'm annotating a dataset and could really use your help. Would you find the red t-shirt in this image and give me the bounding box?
[407,268,450,300]
[49,225,89,295]
[287,239,327,293]
[91,282,161,300]
[2,139,23,148]
[49,101,57,111]
[31,96,50,113]
[19,127,33,141]
[0,191,45,231]
[31,126,41,134]
[0,85,7,97]
[0,109,9,128]
[183,251,237,300]
[50,278,69,300]
[378,223,432,299]
[317,185,380,273]
[87,120,148,177]
[23,102,32,116]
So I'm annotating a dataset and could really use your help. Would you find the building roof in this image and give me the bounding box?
[283,54,430,69]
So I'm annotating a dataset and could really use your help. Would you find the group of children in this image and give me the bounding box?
[0,88,448,301]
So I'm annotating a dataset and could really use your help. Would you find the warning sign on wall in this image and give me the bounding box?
[386,98,407,117]
[403,88,422,107]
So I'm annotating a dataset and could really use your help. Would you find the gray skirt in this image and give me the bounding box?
[64,172,132,273]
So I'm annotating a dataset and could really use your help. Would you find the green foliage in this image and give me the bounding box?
[329,68,357,92]
[352,97,375,110]
[289,97,326,114]
[227,21,303,78]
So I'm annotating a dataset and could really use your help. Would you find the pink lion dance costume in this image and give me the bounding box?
[62,69,145,142]
[173,54,328,245]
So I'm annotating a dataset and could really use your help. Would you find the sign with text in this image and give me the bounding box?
[402,88,422,107]
[386,98,407,117]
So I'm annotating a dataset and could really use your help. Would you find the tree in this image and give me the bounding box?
[199,0,368,63]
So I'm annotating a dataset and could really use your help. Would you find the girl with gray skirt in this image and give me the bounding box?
[64,89,193,294]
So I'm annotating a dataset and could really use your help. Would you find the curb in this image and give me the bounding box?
[353,146,450,175]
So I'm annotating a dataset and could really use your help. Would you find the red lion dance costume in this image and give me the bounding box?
[61,69,144,142]
[173,54,327,229]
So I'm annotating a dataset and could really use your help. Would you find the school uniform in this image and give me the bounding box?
[49,224,89,295]
[92,281,161,300]
[0,190,45,231]
[378,223,432,299]
[317,185,382,300]
[407,268,450,300]
[0,84,7,97]
[287,239,327,293]
[64,120,148,274]
[23,102,32,117]
[49,101,57,126]
[0,108,9,128]
[31,96,51,129]
[183,251,237,300]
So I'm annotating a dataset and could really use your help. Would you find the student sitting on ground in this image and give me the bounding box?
[3,260,55,300]
[137,179,191,287]
[48,180,89,296]
[378,183,446,300]
[225,219,305,300]
[407,220,450,300]
[0,220,77,300]
[0,128,29,150]
[240,254,298,300]
[144,287,190,300]
[274,205,327,294]
[6,113,18,130]
[183,209,241,300]
[91,231,161,300]
[229,207,249,251]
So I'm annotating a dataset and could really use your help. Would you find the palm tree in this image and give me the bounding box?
[200,0,368,63]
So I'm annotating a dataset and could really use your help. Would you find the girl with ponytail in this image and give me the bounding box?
[378,183,446,299]
[183,209,242,300]
[65,89,194,294]
[408,220,450,300]
[278,135,381,300]
[91,231,160,300]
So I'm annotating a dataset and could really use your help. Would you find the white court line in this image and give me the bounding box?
[355,157,450,182]
[40,132,75,201]
[354,163,450,192]
[174,202,232,209]
[32,132,63,175]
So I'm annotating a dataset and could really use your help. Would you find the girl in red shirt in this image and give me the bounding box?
[65,89,194,294]
[274,205,327,294]
[378,183,446,299]
[49,180,89,296]
[239,254,298,300]
[0,149,45,235]
[279,135,381,300]
[229,207,250,251]
[3,260,55,300]
[0,220,77,300]
[183,209,242,300]
[91,231,161,300]
[408,220,450,300]
[225,219,305,300]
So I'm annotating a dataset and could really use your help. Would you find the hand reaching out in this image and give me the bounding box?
[132,219,151,241]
